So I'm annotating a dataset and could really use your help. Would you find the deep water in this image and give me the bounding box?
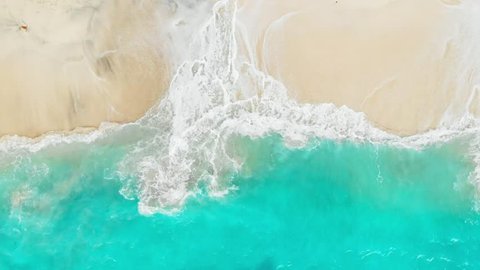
[1,136,479,269]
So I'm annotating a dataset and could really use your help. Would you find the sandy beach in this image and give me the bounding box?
[237,0,480,135]
[0,0,171,137]
[1,0,480,137]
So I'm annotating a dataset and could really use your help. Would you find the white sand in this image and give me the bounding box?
[0,0,171,137]
[237,0,480,135]
[2,0,480,137]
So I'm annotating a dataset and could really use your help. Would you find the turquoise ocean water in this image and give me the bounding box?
[1,135,479,269]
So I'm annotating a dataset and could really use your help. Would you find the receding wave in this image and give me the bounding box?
[1,0,480,215]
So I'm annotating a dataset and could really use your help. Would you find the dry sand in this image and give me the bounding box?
[237,0,480,135]
[0,0,171,137]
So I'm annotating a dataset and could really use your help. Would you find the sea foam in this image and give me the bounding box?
[1,0,480,215]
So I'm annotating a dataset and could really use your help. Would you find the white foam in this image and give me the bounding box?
[1,0,480,215]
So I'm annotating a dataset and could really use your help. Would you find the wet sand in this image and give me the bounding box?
[0,0,171,137]
[237,0,480,135]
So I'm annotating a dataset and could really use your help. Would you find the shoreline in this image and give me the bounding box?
[1,0,480,217]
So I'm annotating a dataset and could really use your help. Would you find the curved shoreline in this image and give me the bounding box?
[1,0,480,214]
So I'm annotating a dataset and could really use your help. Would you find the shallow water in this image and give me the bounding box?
[1,136,478,269]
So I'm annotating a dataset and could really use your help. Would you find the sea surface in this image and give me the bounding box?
[1,135,479,269]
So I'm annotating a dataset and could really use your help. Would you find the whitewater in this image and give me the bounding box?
[0,0,479,215]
